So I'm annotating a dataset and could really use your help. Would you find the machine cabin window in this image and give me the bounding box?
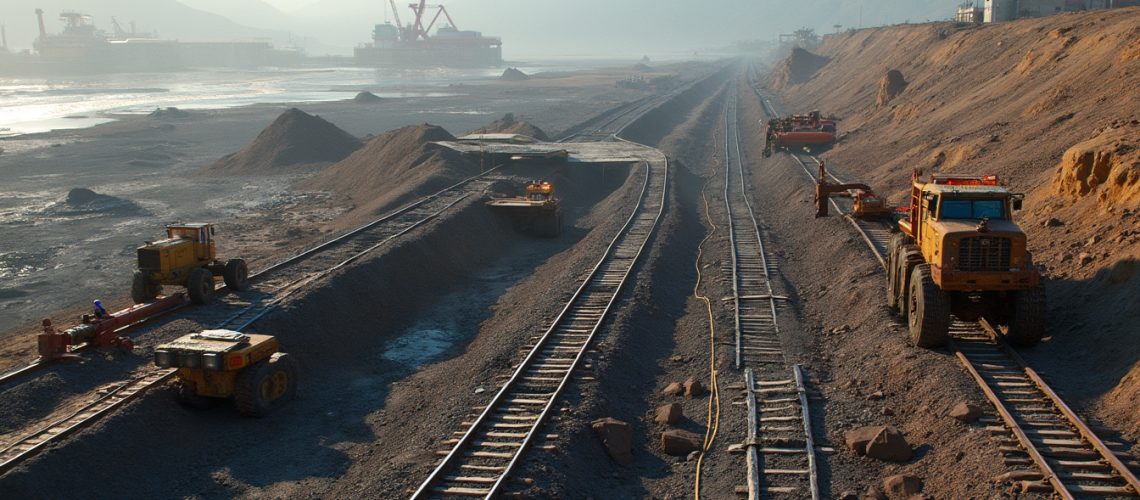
[939,199,1005,220]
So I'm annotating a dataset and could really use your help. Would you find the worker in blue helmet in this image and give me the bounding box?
[93,300,109,319]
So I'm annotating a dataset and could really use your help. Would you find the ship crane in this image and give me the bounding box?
[415,4,458,34]
[110,16,126,38]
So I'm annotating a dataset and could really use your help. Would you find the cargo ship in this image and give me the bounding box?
[354,1,502,68]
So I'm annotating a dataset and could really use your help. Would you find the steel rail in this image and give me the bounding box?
[411,153,666,498]
[732,70,818,500]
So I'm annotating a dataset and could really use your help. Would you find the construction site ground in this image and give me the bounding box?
[1,9,1139,498]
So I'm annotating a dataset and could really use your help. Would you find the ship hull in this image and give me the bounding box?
[354,42,502,68]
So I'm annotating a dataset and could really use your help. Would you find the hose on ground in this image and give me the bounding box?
[693,175,722,500]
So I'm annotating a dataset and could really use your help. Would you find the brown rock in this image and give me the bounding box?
[865,426,913,462]
[882,474,922,499]
[844,426,882,455]
[839,491,860,500]
[949,402,984,423]
[655,403,683,425]
[660,429,702,456]
[863,486,887,500]
[663,382,683,396]
[876,69,908,106]
[591,417,633,464]
[683,377,706,398]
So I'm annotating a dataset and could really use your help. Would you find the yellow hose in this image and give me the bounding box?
[693,175,722,499]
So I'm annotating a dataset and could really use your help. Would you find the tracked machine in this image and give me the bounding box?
[887,169,1044,348]
[763,110,837,157]
[132,223,250,304]
[486,180,562,237]
[154,329,297,417]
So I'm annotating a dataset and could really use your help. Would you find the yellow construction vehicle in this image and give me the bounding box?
[887,169,1044,347]
[154,329,297,417]
[132,223,250,305]
[486,180,562,237]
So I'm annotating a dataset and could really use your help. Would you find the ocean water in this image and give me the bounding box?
[0,59,631,137]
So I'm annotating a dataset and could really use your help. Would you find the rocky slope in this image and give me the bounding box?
[774,8,1140,441]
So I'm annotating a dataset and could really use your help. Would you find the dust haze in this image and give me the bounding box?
[1,0,950,57]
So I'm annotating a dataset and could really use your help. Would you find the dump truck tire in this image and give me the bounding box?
[186,267,214,305]
[1006,284,1046,346]
[908,264,949,348]
[234,352,297,417]
[224,258,251,291]
[171,379,217,409]
[131,271,160,304]
[896,246,923,316]
[886,234,904,317]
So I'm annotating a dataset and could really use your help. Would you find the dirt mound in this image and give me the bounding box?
[352,91,384,103]
[147,107,190,120]
[299,124,478,222]
[632,63,652,72]
[499,67,530,81]
[201,108,362,176]
[466,114,552,142]
[1104,359,1140,437]
[44,188,144,216]
[1053,120,1140,208]
[770,47,830,89]
[876,69,908,107]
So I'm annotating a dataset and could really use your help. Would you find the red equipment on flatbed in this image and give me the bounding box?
[37,293,187,360]
[764,111,837,157]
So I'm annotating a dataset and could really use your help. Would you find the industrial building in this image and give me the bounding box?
[982,0,1140,22]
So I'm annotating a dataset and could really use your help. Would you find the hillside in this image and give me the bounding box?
[772,8,1140,437]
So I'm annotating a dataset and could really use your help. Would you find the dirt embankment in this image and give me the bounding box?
[775,8,1140,446]
[297,124,477,227]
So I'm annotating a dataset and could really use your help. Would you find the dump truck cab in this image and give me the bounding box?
[901,177,1037,291]
[525,180,555,203]
[132,223,250,305]
[155,329,296,417]
[888,170,1044,348]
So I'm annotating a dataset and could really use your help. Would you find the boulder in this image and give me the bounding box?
[663,382,683,396]
[660,429,702,456]
[882,474,922,499]
[863,486,887,500]
[591,417,633,464]
[865,427,913,462]
[845,425,912,461]
[655,403,683,425]
[683,377,705,398]
[876,69,908,107]
[948,402,984,423]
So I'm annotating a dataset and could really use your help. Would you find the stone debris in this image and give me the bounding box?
[948,402,984,423]
[591,417,633,465]
[683,377,705,398]
[845,425,913,462]
[882,474,922,499]
[660,429,702,456]
[663,382,683,396]
[655,403,683,425]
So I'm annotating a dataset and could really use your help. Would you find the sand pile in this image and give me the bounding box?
[353,91,384,103]
[466,113,552,142]
[875,69,908,107]
[299,124,478,221]
[770,47,830,89]
[1053,120,1140,208]
[500,68,530,81]
[202,108,362,176]
[632,63,652,72]
[148,107,190,120]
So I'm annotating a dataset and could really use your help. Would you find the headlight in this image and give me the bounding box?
[177,351,201,368]
[202,353,222,371]
[154,349,173,368]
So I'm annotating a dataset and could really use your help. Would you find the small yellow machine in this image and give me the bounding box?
[154,329,297,417]
[132,223,250,304]
[486,180,562,237]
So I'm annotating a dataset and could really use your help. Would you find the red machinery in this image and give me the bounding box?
[814,161,894,219]
[37,293,187,360]
[764,111,838,157]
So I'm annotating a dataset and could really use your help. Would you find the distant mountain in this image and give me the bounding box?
[177,0,294,31]
[0,0,288,52]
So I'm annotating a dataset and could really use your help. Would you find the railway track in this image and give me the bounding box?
[726,82,819,499]
[412,154,666,498]
[0,72,709,481]
[754,89,1139,498]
